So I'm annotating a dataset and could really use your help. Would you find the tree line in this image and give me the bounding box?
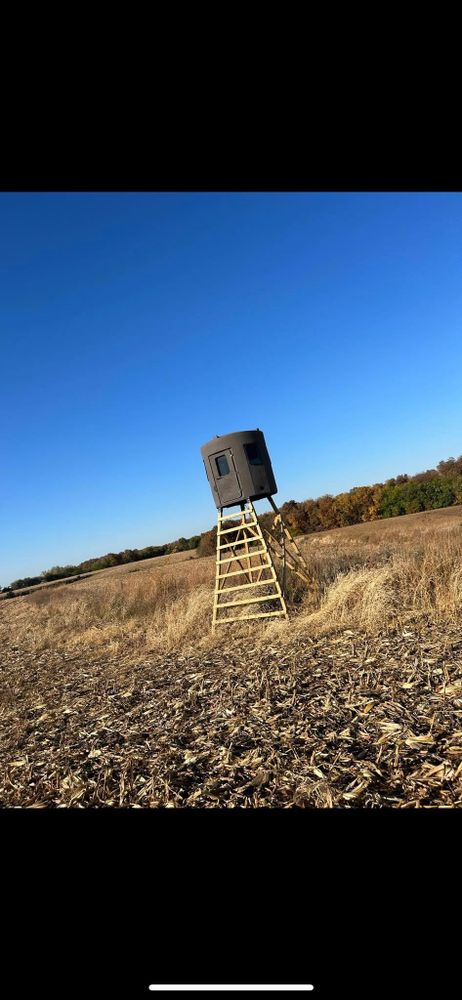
[194,453,462,556]
[5,453,462,590]
[272,455,462,537]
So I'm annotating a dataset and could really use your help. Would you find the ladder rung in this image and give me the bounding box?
[216,593,282,609]
[218,509,251,520]
[218,559,269,571]
[217,566,273,579]
[216,579,275,594]
[219,520,257,535]
[218,548,267,563]
[218,537,264,551]
[214,610,287,624]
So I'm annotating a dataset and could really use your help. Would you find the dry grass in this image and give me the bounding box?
[1,506,462,807]
[20,511,462,656]
[288,524,462,637]
[26,560,215,657]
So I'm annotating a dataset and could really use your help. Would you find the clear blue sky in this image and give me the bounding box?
[1,192,462,585]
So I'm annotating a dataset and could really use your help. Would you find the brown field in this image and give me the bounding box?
[1,505,462,807]
[0,546,200,599]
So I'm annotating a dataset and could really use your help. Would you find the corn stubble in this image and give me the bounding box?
[1,510,462,807]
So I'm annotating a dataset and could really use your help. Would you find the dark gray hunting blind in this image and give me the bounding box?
[200,428,312,630]
[201,429,277,509]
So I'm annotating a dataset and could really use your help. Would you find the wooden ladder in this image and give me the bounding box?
[213,501,288,630]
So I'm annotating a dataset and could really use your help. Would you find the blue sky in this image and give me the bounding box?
[1,192,461,585]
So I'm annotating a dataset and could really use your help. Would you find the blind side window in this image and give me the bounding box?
[244,442,263,466]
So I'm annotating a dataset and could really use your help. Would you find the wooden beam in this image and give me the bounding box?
[219,520,257,535]
[217,566,273,579]
[215,579,275,594]
[218,548,267,563]
[217,593,282,609]
[215,610,287,624]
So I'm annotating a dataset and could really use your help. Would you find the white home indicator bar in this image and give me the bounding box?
[148,987,314,993]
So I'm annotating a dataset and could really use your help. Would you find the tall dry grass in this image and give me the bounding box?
[289,522,462,637]
[23,521,462,658]
[27,560,215,657]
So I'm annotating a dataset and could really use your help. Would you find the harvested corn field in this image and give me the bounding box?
[1,506,462,807]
